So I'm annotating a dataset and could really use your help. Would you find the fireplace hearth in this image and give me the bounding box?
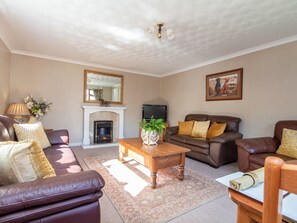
[94,120,113,144]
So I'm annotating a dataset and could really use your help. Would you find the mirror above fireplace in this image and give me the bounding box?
[84,70,124,104]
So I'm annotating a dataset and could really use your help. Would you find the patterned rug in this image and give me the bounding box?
[84,155,226,223]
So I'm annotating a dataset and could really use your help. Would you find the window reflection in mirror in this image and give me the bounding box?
[84,70,123,104]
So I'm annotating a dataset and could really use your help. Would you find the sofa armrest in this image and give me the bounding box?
[0,170,105,217]
[46,129,69,145]
[165,126,178,135]
[209,132,243,144]
[235,137,279,154]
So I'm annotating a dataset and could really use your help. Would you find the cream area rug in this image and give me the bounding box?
[84,155,226,223]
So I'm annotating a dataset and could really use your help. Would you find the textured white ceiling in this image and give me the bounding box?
[0,0,297,76]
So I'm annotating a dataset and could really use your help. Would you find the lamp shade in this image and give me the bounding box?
[6,103,31,116]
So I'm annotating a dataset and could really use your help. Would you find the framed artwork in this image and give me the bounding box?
[206,68,243,101]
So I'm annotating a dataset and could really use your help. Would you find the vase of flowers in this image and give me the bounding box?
[140,117,165,145]
[24,95,52,122]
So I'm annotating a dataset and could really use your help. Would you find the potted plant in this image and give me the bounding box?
[140,117,166,145]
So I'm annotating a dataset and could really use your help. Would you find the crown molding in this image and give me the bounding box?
[0,28,14,51]
[160,34,297,77]
[11,50,160,77]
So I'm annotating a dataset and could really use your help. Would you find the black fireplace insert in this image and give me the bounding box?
[94,120,113,144]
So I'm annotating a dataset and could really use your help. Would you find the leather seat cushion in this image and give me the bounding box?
[249,153,294,167]
[170,134,209,149]
[44,145,82,175]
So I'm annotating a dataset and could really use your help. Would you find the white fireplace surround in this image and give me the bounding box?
[82,105,126,149]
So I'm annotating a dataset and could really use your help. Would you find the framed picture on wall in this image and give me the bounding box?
[206,68,243,101]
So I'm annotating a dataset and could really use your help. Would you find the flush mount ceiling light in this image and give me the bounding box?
[146,22,175,40]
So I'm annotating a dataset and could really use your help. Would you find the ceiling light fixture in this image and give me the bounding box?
[147,22,175,40]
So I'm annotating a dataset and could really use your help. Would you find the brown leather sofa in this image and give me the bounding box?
[235,120,297,172]
[165,114,242,168]
[0,115,105,223]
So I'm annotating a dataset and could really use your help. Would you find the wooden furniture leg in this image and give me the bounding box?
[178,153,185,180]
[150,172,157,189]
[119,145,124,163]
[237,206,259,223]
[178,165,184,180]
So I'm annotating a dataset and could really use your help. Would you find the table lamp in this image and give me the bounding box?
[6,103,31,123]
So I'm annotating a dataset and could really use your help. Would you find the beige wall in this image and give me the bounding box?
[10,55,160,144]
[8,41,297,142]
[0,39,10,114]
[160,41,297,138]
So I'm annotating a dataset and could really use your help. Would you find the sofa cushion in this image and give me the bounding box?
[274,120,297,142]
[170,134,187,143]
[207,122,226,138]
[276,128,297,158]
[0,140,56,186]
[170,134,209,149]
[191,121,210,138]
[208,115,241,132]
[13,122,51,149]
[184,136,209,149]
[249,153,294,167]
[44,144,82,175]
[178,121,194,135]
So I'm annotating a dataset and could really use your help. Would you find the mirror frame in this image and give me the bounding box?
[84,70,124,104]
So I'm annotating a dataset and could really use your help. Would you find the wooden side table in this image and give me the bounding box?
[217,172,297,223]
[228,188,263,223]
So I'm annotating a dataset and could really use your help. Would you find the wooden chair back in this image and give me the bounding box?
[263,156,297,223]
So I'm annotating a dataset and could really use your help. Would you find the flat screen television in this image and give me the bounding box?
[142,104,167,122]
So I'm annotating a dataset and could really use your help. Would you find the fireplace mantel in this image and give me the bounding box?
[82,105,126,148]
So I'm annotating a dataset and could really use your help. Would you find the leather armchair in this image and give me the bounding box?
[165,114,242,168]
[236,120,297,172]
[0,115,105,223]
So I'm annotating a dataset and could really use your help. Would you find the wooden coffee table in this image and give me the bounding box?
[117,138,190,189]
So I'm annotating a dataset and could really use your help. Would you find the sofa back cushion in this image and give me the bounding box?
[184,114,241,133]
[13,122,51,149]
[0,115,17,141]
[274,120,297,142]
[208,115,241,132]
[185,114,208,122]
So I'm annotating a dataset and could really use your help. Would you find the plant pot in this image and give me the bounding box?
[141,129,159,145]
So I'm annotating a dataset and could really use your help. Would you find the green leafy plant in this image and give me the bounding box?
[140,117,165,134]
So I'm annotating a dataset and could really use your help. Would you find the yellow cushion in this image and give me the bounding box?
[0,140,56,186]
[207,122,227,138]
[276,128,297,159]
[191,120,210,138]
[13,122,51,149]
[178,121,194,135]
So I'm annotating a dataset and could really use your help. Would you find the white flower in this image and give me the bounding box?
[23,95,52,117]
[26,102,33,109]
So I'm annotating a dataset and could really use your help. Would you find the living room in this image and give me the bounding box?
[1,1,297,223]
